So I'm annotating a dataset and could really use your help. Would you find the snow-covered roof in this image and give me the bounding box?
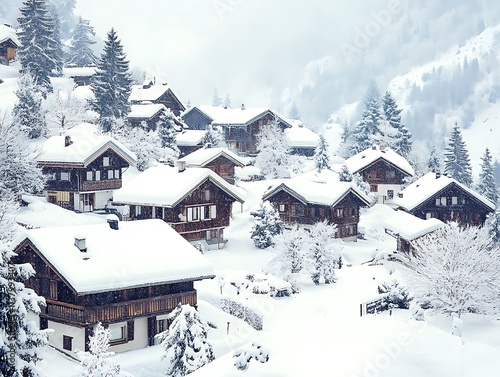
[383,209,445,241]
[183,105,231,121]
[13,219,215,294]
[130,83,171,102]
[285,125,320,148]
[178,147,247,168]
[37,132,136,167]
[0,24,19,47]
[345,145,414,176]
[113,164,245,206]
[392,172,496,211]
[212,107,293,127]
[128,103,166,119]
[62,66,97,78]
[176,130,206,146]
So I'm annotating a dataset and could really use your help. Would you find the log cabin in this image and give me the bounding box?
[392,172,495,226]
[37,133,136,212]
[177,147,247,184]
[112,164,245,249]
[11,219,215,356]
[0,24,19,65]
[262,171,372,241]
[130,82,185,117]
[345,145,414,205]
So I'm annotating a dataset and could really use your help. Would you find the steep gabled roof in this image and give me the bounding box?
[129,84,185,112]
[382,207,445,241]
[178,147,247,168]
[128,103,166,119]
[37,133,136,167]
[392,172,495,211]
[345,145,414,177]
[113,164,245,207]
[176,130,206,147]
[0,24,19,47]
[12,219,215,295]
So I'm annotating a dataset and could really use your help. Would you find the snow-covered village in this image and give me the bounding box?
[1,1,500,376]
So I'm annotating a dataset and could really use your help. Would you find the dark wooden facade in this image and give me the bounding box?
[13,240,198,349]
[400,182,493,226]
[0,38,17,65]
[127,108,164,130]
[127,178,236,245]
[40,148,130,211]
[266,190,366,239]
[203,155,239,184]
[357,158,409,192]
[130,84,186,117]
[181,107,213,130]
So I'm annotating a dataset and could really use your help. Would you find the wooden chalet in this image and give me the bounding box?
[37,133,136,212]
[176,130,206,157]
[12,219,215,355]
[113,164,245,249]
[177,147,247,184]
[262,171,372,240]
[392,172,495,226]
[0,24,19,65]
[127,103,167,130]
[345,145,414,205]
[284,121,320,157]
[62,66,97,86]
[130,82,185,117]
[181,105,228,130]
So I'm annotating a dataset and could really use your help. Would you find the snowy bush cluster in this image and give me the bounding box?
[233,342,269,371]
[377,279,413,309]
[218,298,264,331]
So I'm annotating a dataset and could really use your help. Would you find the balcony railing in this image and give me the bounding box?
[81,179,122,192]
[44,290,197,325]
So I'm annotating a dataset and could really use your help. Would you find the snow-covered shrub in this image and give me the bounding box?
[377,279,412,309]
[233,342,269,371]
[308,221,342,285]
[250,201,283,249]
[218,298,263,331]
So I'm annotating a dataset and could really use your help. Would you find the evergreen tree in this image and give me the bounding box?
[309,221,341,285]
[17,0,58,95]
[382,91,412,156]
[156,303,215,377]
[0,242,49,377]
[250,201,283,249]
[200,127,220,148]
[48,0,76,39]
[46,5,64,76]
[157,109,180,158]
[90,28,132,132]
[338,163,353,182]
[444,124,473,187]
[211,87,222,107]
[477,148,498,204]
[66,16,97,67]
[223,94,231,108]
[74,323,120,377]
[313,135,330,172]
[487,208,500,244]
[289,102,300,120]
[427,144,441,172]
[12,73,47,139]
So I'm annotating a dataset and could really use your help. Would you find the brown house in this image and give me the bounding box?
[37,134,136,212]
[262,172,372,240]
[392,172,495,226]
[0,24,19,65]
[130,82,185,117]
[177,147,247,184]
[11,219,215,355]
[113,164,245,249]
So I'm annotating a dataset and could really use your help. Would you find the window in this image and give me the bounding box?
[210,205,217,219]
[385,171,395,179]
[103,157,110,167]
[295,204,304,216]
[109,323,126,343]
[435,198,440,206]
[426,212,432,220]
[452,196,458,205]
[63,335,73,351]
[370,185,378,192]
[107,170,114,179]
[40,317,48,330]
[49,280,58,300]
[336,208,344,218]
[279,204,285,212]
[204,190,210,201]
[157,319,166,334]
[440,197,446,206]
[387,190,394,200]
[86,171,93,181]
[114,169,120,179]
[60,172,70,181]
[95,171,101,181]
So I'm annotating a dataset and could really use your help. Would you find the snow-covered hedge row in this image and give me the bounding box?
[202,295,263,330]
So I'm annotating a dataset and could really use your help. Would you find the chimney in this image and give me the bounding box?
[74,235,87,253]
[436,171,441,179]
[64,135,72,147]
[177,160,186,172]
[241,103,245,110]
[106,214,119,230]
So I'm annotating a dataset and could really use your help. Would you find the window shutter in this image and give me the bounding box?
[210,205,217,219]
[200,206,206,220]
[187,207,193,222]
[127,320,134,341]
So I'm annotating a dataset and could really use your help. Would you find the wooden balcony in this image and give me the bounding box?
[81,179,122,192]
[44,290,197,325]
[169,218,229,234]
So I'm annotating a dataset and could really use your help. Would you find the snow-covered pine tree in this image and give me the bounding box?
[156,303,215,377]
[487,207,500,244]
[382,91,412,157]
[250,201,283,249]
[309,221,341,285]
[477,148,499,204]
[444,124,473,187]
[352,172,371,199]
[46,4,64,76]
[223,94,231,108]
[0,242,50,377]
[313,135,330,172]
[200,127,220,148]
[212,87,222,107]
[74,322,120,377]
[48,0,76,39]
[66,16,97,67]
[289,102,300,120]
[427,144,441,173]
[90,28,132,132]
[12,73,48,139]
[157,109,180,162]
[338,163,353,182]
[254,117,292,179]
[17,0,58,95]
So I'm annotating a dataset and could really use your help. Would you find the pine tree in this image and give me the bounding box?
[223,94,231,108]
[289,102,300,120]
[17,0,58,95]
[90,28,132,132]
[157,109,180,159]
[444,124,473,187]
[477,148,498,204]
[250,201,283,249]
[313,135,330,172]
[338,163,353,182]
[12,73,47,139]
[156,303,215,377]
[74,323,120,377]
[309,221,341,285]
[212,87,222,107]
[200,127,220,148]
[48,0,76,39]
[0,242,49,377]
[382,91,412,156]
[427,144,441,172]
[66,16,97,67]
[46,4,64,76]
[487,208,500,244]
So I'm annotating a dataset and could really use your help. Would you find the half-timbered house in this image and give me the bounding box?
[392,172,495,226]
[37,133,136,212]
[345,145,414,205]
[177,147,247,184]
[12,219,215,355]
[262,171,372,241]
[130,82,185,116]
[0,24,19,65]
[113,164,245,249]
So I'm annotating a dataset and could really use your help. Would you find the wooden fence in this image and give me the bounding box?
[360,293,389,316]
